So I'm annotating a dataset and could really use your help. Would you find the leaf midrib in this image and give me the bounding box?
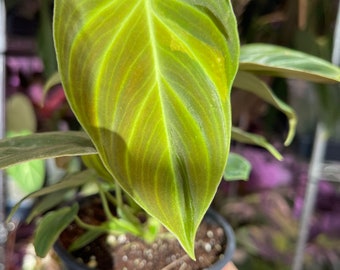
[142,1,175,226]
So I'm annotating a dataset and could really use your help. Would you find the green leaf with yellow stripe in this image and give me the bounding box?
[53,0,239,258]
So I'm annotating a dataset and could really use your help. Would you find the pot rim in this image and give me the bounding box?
[205,208,235,270]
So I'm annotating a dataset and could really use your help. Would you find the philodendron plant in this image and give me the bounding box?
[1,0,340,260]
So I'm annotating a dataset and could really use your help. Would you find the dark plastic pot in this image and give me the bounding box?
[205,209,235,270]
[54,208,235,270]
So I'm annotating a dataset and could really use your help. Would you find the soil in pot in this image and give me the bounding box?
[58,196,232,270]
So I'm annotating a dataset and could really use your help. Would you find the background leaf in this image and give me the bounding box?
[239,44,340,83]
[37,0,57,78]
[6,94,37,133]
[43,72,62,105]
[7,169,97,222]
[26,189,76,223]
[34,204,79,257]
[54,0,239,257]
[6,130,45,194]
[234,71,297,146]
[0,131,97,169]
[224,153,251,181]
[232,127,283,160]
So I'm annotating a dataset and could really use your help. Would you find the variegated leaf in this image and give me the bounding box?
[53,0,239,257]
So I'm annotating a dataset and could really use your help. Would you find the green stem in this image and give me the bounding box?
[105,191,118,206]
[114,179,124,214]
[74,216,106,232]
[97,183,115,220]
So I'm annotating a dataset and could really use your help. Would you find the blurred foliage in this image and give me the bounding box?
[36,0,57,78]
[228,43,340,262]
[215,150,340,270]
[6,0,57,78]
[231,0,340,141]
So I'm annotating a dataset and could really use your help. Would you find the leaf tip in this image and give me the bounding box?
[284,117,297,147]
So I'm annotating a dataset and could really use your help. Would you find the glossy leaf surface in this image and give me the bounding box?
[240,44,340,83]
[54,0,239,257]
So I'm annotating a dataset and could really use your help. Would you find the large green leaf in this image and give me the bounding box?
[0,131,97,169]
[82,154,113,182]
[240,44,340,83]
[54,0,239,257]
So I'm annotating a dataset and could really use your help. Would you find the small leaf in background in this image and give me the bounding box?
[232,127,283,160]
[43,72,61,97]
[34,204,79,257]
[224,152,251,181]
[6,93,37,133]
[68,230,104,252]
[7,169,97,222]
[233,71,297,146]
[26,189,76,223]
[37,0,57,78]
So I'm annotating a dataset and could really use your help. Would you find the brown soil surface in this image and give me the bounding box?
[59,196,228,270]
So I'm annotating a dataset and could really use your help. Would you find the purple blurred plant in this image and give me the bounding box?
[236,147,292,192]
[6,55,73,131]
[217,146,340,269]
